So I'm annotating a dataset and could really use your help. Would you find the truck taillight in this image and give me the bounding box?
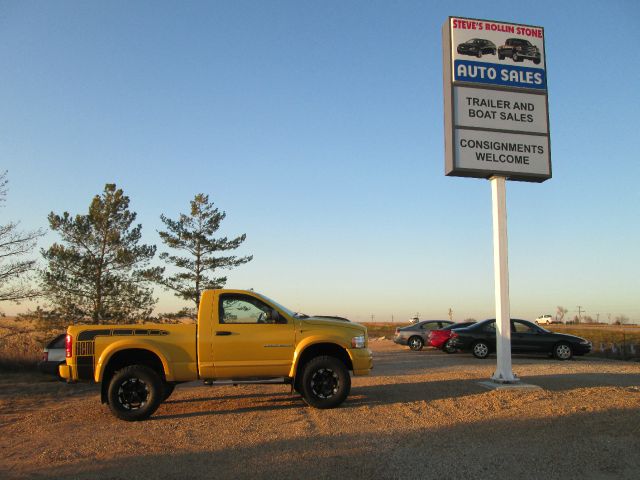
[65,334,73,358]
[42,351,49,362]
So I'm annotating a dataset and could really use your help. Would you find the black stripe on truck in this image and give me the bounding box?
[74,329,169,380]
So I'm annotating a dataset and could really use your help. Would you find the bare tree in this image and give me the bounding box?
[614,315,629,325]
[555,305,568,324]
[0,172,43,303]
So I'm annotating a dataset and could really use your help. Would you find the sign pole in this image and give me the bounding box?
[490,176,517,383]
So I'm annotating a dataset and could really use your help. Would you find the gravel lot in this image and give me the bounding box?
[2,340,640,480]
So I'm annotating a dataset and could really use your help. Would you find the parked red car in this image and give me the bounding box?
[428,322,476,353]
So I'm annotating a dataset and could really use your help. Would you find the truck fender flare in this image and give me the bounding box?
[288,336,351,379]
[96,340,173,383]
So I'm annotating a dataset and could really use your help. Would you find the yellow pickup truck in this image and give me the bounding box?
[60,289,372,421]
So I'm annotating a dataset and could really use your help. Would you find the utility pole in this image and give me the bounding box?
[577,306,584,321]
[370,314,375,323]
[596,313,600,323]
[391,315,394,323]
[448,308,453,322]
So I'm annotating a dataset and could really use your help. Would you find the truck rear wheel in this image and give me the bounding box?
[107,365,163,421]
[300,356,351,409]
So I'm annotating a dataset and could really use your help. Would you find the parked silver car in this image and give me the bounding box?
[393,320,454,351]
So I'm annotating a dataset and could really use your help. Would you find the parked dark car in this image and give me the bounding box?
[448,319,591,360]
[394,320,454,351]
[457,38,497,58]
[498,38,541,64]
[428,321,476,353]
[38,333,67,376]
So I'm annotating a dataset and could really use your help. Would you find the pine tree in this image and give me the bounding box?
[42,184,162,323]
[0,171,44,303]
[158,194,252,311]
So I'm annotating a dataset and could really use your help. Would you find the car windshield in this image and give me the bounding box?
[254,293,297,318]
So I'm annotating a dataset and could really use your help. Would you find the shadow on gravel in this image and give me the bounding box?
[155,394,302,420]
[166,391,293,404]
[13,407,639,480]
[522,372,640,391]
[154,379,486,420]
[0,371,98,400]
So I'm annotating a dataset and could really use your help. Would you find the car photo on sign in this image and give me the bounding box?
[498,38,541,64]
[456,38,496,58]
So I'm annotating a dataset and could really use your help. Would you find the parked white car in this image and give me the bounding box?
[535,314,553,325]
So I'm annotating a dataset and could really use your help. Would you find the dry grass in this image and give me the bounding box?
[362,322,409,339]
[0,317,64,371]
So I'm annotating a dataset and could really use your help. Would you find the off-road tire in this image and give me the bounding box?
[107,365,163,421]
[300,356,350,409]
[408,336,424,351]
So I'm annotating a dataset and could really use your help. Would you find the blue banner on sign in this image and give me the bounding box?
[454,60,547,90]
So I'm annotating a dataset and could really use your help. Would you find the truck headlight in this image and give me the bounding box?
[351,335,366,349]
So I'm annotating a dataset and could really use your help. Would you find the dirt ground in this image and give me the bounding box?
[1,340,640,480]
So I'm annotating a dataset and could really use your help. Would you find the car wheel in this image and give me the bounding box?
[472,341,490,359]
[534,57,541,65]
[553,343,573,361]
[300,356,351,409]
[162,382,176,402]
[476,50,482,58]
[107,365,163,421]
[443,340,457,354]
[512,52,519,62]
[408,336,424,351]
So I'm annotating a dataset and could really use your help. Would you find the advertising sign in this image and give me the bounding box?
[443,17,551,182]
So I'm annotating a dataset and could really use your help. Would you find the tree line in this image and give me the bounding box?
[0,172,252,323]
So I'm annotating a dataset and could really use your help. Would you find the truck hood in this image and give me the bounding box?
[299,316,367,333]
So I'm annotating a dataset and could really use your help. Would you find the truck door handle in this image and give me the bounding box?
[216,331,232,336]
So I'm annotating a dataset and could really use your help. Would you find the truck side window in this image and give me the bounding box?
[219,295,285,324]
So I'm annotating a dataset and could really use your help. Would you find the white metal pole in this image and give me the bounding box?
[490,176,517,383]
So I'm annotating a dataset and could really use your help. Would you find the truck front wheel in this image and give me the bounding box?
[300,356,351,409]
[107,365,163,421]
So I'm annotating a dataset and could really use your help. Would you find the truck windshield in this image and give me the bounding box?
[254,293,296,318]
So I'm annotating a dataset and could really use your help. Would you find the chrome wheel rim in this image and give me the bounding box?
[556,344,571,359]
[474,343,488,357]
[409,338,422,350]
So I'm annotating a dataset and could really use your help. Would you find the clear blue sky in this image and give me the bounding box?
[1,1,639,322]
